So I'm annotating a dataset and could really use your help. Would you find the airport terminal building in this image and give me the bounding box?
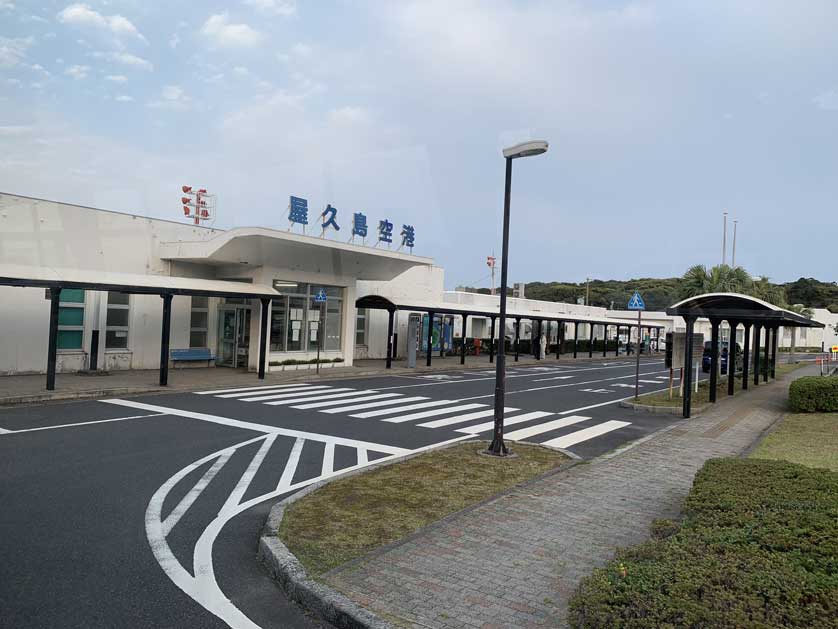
[0,192,833,378]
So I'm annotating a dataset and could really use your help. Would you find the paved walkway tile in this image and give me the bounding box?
[326,371,804,628]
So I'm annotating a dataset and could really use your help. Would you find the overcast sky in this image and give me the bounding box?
[1,1,836,288]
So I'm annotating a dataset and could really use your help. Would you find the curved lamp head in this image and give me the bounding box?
[502,139,549,159]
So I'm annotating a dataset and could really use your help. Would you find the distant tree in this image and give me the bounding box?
[678,264,752,299]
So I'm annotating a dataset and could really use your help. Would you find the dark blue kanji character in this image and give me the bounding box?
[352,212,368,238]
[400,224,415,248]
[321,204,340,232]
[378,219,393,243]
[288,196,308,225]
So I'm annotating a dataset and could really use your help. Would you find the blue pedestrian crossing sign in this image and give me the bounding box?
[313,288,328,303]
[627,291,646,311]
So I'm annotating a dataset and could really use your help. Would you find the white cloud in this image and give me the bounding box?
[57,3,147,44]
[105,74,127,82]
[0,36,34,68]
[232,66,250,77]
[0,125,33,137]
[148,84,191,110]
[0,0,15,10]
[813,89,838,111]
[90,51,153,71]
[115,95,133,102]
[64,64,90,79]
[169,33,180,49]
[329,106,372,125]
[201,13,264,48]
[243,0,296,16]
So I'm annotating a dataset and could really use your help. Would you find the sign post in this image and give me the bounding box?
[627,291,646,400]
[313,288,328,374]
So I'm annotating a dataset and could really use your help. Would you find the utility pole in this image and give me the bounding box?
[722,210,728,266]
[487,253,496,296]
[731,219,738,268]
[586,277,591,306]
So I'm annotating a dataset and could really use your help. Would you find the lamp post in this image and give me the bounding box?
[489,139,549,456]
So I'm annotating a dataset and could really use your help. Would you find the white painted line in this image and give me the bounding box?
[197,383,314,395]
[357,448,369,465]
[2,412,167,434]
[382,403,488,424]
[319,396,430,414]
[264,389,379,406]
[240,387,350,402]
[101,399,409,454]
[162,450,233,536]
[0,427,10,434]
[222,434,277,513]
[556,386,671,415]
[455,411,554,434]
[533,375,574,381]
[350,399,457,419]
[638,379,661,384]
[215,385,325,399]
[291,393,402,409]
[542,420,631,449]
[322,442,335,476]
[418,407,517,429]
[276,437,305,491]
[505,415,591,441]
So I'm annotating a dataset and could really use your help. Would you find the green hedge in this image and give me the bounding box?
[568,458,838,628]
[789,376,838,412]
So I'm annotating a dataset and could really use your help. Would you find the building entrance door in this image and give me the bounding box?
[217,306,251,368]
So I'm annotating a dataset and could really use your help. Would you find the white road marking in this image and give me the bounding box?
[638,379,661,384]
[350,399,458,419]
[276,437,305,491]
[542,420,631,448]
[240,387,351,402]
[291,393,402,409]
[221,434,277,514]
[580,388,612,393]
[455,411,554,434]
[418,407,517,429]
[322,442,335,476]
[216,385,326,399]
[381,403,487,424]
[357,448,369,465]
[0,426,10,434]
[101,399,408,454]
[557,387,671,415]
[610,383,635,388]
[263,389,375,406]
[196,383,312,395]
[504,415,591,441]
[0,412,167,435]
[532,375,574,381]
[319,396,429,414]
[162,450,233,536]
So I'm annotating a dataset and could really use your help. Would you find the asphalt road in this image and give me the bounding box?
[0,357,699,628]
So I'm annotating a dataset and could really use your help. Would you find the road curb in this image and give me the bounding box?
[0,386,168,407]
[618,399,705,416]
[257,440,581,629]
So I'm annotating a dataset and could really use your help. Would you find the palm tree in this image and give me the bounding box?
[679,264,751,299]
[750,276,788,307]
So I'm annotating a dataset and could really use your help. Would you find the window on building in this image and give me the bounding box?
[105,292,130,349]
[269,281,344,352]
[355,308,368,346]
[57,288,85,350]
[190,296,209,348]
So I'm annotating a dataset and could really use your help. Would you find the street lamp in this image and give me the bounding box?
[489,140,549,456]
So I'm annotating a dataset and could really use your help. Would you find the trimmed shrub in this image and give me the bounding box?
[568,458,838,628]
[789,376,838,412]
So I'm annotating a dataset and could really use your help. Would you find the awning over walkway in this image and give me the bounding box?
[0,263,280,391]
[0,263,279,299]
[157,227,434,281]
[664,292,823,419]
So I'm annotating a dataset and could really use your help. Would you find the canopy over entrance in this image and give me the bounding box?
[665,292,823,419]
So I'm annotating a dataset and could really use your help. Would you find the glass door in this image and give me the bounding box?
[217,308,237,367]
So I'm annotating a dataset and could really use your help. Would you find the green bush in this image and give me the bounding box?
[568,458,838,628]
[789,376,838,412]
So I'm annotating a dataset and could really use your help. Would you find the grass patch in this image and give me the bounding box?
[751,413,838,471]
[278,442,567,576]
[568,458,838,628]
[635,362,808,408]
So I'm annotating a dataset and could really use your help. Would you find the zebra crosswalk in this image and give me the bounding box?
[195,383,634,451]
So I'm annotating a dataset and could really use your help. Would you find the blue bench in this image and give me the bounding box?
[171,348,215,365]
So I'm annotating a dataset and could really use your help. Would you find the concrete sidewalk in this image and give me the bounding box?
[325,366,809,628]
[0,352,652,406]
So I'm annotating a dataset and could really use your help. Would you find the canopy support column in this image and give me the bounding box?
[385,308,395,369]
[742,324,751,390]
[258,297,270,379]
[440,316,446,359]
[770,326,778,379]
[573,322,579,358]
[753,325,761,386]
[426,311,434,367]
[514,318,521,362]
[602,325,608,357]
[615,325,620,357]
[727,321,739,396]
[489,316,496,363]
[159,293,173,386]
[460,314,468,365]
[682,316,696,418]
[556,321,563,359]
[763,326,771,382]
[46,287,61,391]
[588,324,594,358]
[709,319,720,403]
